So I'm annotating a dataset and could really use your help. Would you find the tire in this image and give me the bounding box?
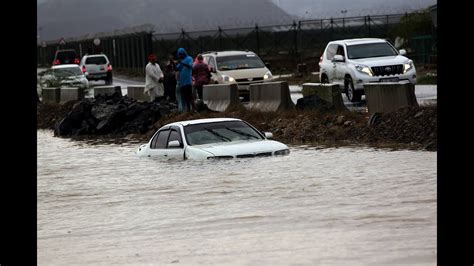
[345,76,361,102]
[321,74,329,83]
[105,75,113,85]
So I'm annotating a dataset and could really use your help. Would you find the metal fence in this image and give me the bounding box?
[37,12,436,73]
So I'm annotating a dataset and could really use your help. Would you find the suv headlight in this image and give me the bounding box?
[274,149,290,156]
[403,60,414,73]
[264,71,273,80]
[222,75,235,83]
[355,64,373,76]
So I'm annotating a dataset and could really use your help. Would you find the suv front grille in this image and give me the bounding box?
[371,64,403,76]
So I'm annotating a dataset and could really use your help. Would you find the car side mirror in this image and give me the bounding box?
[265,62,272,70]
[168,140,181,148]
[399,49,407,55]
[264,132,273,139]
[332,55,345,62]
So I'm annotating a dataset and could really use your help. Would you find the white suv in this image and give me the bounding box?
[202,51,273,101]
[80,54,113,84]
[319,38,416,102]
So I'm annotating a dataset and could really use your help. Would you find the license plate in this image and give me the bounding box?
[380,77,399,82]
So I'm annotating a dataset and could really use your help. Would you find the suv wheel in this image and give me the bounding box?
[105,75,113,85]
[345,76,361,102]
[321,74,329,83]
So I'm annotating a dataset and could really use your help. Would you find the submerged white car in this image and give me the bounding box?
[136,118,289,160]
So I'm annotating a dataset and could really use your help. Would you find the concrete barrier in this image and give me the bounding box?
[203,83,243,112]
[41,87,60,103]
[60,87,84,104]
[127,85,149,102]
[302,83,348,111]
[247,81,295,112]
[93,85,122,97]
[364,82,419,114]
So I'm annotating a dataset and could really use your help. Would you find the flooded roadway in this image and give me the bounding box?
[38,130,436,265]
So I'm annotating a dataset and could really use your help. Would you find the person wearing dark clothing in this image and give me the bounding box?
[176,47,194,112]
[163,64,177,102]
[192,54,211,100]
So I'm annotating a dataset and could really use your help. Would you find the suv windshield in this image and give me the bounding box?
[85,56,107,65]
[53,67,83,77]
[216,54,265,71]
[184,121,263,145]
[347,42,398,59]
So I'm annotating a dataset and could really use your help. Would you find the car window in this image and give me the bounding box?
[184,121,263,146]
[208,57,217,70]
[56,51,76,60]
[53,67,83,77]
[216,55,265,71]
[151,129,170,149]
[347,42,398,59]
[336,45,345,57]
[167,129,182,148]
[325,44,337,60]
[85,56,108,65]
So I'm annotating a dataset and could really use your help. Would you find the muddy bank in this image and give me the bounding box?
[37,95,437,151]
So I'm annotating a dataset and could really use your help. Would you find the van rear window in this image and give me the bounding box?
[86,56,107,65]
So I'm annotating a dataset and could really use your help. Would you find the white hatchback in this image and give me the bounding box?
[80,54,113,84]
[136,118,289,160]
[319,38,417,102]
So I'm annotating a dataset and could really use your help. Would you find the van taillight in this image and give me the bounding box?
[82,65,87,73]
[107,64,112,71]
[53,60,60,65]
[74,58,80,64]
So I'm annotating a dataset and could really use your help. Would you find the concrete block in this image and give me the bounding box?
[127,85,149,102]
[60,87,84,104]
[364,82,419,114]
[203,83,243,112]
[302,83,348,111]
[248,81,295,112]
[41,87,60,104]
[93,85,122,97]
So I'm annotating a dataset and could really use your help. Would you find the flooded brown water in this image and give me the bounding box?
[37,130,436,265]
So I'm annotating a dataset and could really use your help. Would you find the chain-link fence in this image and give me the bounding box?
[37,12,436,74]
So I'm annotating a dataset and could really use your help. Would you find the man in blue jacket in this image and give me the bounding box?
[176,48,194,112]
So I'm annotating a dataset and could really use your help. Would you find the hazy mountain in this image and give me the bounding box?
[270,0,437,18]
[37,0,295,41]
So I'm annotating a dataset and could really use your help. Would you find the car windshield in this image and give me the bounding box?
[184,121,263,146]
[85,56,107,65]
[216,54,265,71]
[52,67,83,78]
[347,42,398,59]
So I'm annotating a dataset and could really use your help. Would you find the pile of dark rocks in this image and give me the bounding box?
[54,93,179,137]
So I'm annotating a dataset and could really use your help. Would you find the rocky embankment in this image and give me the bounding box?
[37,93,437,151]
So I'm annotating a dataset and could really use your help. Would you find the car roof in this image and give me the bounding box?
[202,50,256,57]
[83,54,108,58]
[55,49,76,53]
[167,118,242,127]
[51,64,81,69]
[329,38,387,46]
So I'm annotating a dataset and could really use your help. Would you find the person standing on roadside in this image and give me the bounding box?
[192,54,211,101]
[163,63,177,102]
[176,48,193,112]
[144,54,164,102]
